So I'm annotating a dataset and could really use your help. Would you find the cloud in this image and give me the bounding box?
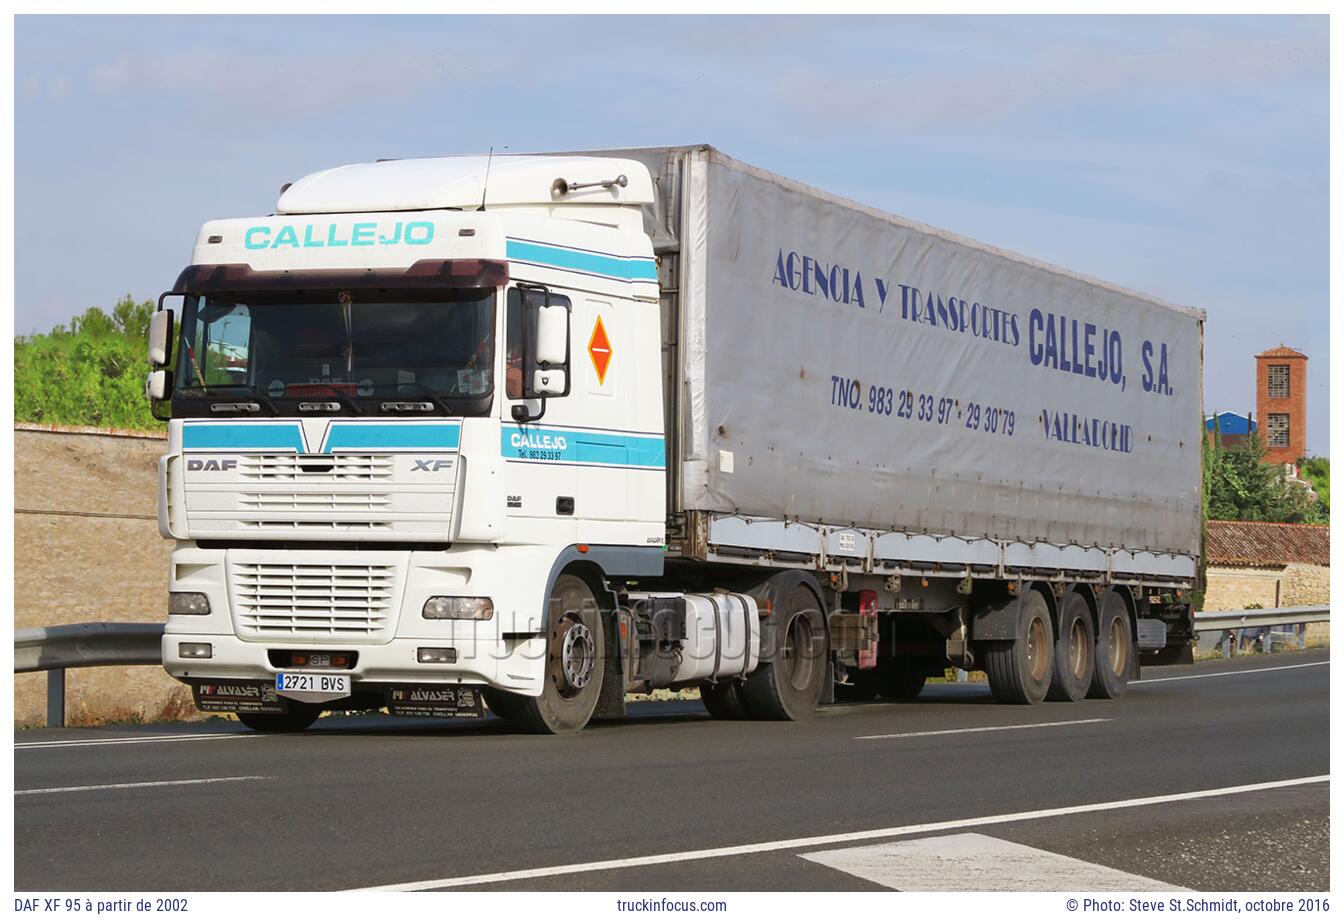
[88,44,498,117]
[778,24,1326,129]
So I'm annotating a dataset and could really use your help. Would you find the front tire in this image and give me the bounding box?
[503,574,605,734]
[236,704,321,733]
[984,590,1054,704]
[1047,591,1095,702]
[742,584,828,720]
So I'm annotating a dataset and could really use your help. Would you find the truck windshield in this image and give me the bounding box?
[171,287,496,416]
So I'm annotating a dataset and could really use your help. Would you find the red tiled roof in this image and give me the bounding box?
[1206,520,1330,567]
[1256,345,1308,359]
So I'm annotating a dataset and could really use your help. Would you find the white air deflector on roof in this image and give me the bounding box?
[276,155,656,214]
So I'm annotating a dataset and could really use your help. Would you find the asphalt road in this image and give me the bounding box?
[14,648,1329,892]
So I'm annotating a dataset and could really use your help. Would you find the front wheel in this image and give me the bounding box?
[236,703,321,733]
[501,574,605,734]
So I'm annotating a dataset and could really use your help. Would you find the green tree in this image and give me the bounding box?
[1297,456,1329,520]
[1206,430,1318,523]
[15,295,162,431]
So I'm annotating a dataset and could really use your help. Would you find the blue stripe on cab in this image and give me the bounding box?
[183,423,304,452]
[502,426,665,469]
[322,423,461,451]
[506,239,657,282]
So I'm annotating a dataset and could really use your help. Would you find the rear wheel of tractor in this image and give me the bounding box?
[877,659,927,700]
[1046,591,1095,702]
[1089,590,1133,699]
[701,681,752,719]
[984,590,1054,704]
[508,574,604,734]
[742,585,828,720]
[236,703,321,733]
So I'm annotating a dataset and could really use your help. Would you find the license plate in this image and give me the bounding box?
[275,671,350,703]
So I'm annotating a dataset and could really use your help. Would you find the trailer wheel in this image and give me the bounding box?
[1046,591,1095,702]
[701,681,751,718]
[877,660,927,700]
[742,584,827,720]
[984,590,1054,704]
[236,704,321,733]
[506,574,604,734]
[1089,590,1133,699]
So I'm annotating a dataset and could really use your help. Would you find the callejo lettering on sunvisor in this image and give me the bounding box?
[243,221,435,250]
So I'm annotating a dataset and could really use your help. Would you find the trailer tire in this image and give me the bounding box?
[742,584,827,720]
[507,574,604,734]
[1047,591,1095,702]
[983,590,1054,704]
[1089,590,1133,699]
[236,704,320,733]
[701,681,752,719]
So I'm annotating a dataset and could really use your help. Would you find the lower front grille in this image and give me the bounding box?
[232,561,397,639]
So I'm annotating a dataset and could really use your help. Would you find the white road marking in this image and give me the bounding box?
[16,776,266,796]
[15,732,255,751]
[803,832,1188,891]
[352,774,1328,891]
[857,718,1110,741]
[1136,660,1328,684]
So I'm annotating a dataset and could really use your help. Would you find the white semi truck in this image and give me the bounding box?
[147,145,1204,734]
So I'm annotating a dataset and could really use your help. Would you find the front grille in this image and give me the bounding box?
[240,492,393,512]
[239,454,394,482]
[233,562,397,638]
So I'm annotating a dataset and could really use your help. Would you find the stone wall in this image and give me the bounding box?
[13,425,197,726]
[1203,566,1286,612]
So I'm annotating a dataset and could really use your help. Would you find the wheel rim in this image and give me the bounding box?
[1026,616,1048,683]
[1070,619,1088,679]
[781,612,817,692]
[551,615,595,699]
[1108,617,1128,677]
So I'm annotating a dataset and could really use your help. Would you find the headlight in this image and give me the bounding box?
[422,596,493,620]
[169,591,211,615]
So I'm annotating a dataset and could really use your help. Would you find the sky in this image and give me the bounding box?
[13,14,1330,455]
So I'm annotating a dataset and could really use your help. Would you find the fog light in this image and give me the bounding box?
[169,592,211,615]
[178,642,212,659]
[422,596,493,620]
[417,647,458,664]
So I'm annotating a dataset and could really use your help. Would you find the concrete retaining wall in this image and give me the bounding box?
[13,425,198,726]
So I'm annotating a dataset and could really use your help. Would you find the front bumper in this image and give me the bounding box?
[163,629,547,696]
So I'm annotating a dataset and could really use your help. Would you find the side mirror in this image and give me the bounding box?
[535,304,568,366]
[533,368,566,397]
[146,369,169,401]
[149,306,175,367]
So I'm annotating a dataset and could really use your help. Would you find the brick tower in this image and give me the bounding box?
[1255,346,1307,467]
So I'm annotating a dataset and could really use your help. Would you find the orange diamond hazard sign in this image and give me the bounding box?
[588,316,612,385]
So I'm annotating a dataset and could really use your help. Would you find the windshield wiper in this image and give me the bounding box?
[207,385,280,416]
[383,381,452,414]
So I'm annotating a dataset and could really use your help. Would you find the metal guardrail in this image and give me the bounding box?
[14,622,164,728]
[1194,606,1328,658]
[11,608,1330,728]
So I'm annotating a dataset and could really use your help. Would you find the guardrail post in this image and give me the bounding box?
[46,668,65,728]
[1298,624,1307,650]
[1220,631,1232,658]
